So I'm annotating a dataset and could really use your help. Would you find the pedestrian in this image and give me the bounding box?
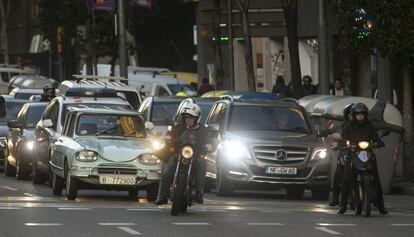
[272,76,288,98]
[197,78,214,95]
[330,78,346,96]
[302,75,317,96]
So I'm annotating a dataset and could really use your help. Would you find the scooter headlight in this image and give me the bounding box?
[181,146,193,159]
[358,141,370,150]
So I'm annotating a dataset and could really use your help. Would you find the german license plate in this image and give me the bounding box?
[266,167,297,175]
[99,176,136,185]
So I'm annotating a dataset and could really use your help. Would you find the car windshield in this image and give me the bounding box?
[199,103,214,124]
[25,105,47,128]
[76,114,146,138]
[168,84,197,95]
[0,101,27,124]
[150,101,181,125]
[228,105,311,133]
[62,103,132,125]
[121,91,140,110]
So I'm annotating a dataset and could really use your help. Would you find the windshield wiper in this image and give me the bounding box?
[94,125,119,136]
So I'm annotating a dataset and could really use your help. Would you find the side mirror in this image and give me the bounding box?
[42,119,53,128]
[316,129,328,137]
[145,121,154,130]
[379,129,391,138]
[331,133,342,141]
[7,120,22,129]
[0,96,5,118]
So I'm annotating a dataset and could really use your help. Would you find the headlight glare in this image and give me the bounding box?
[358,141,370,150]
[26,141,34,150]
[181,146,194,159]
[151,139,165,150]
[311,148,328,160]
[224,141,250,160]
[138,154,161,165]
[75,150,98,162]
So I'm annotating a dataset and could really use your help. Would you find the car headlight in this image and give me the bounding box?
[26,141,34,150]
[311,148,328,160]
[181,146,194,159]
[358,141,370,150]
[151,139,165,150]
[75,150,98,162]
[138,153,161,165]
[223,141,251,160]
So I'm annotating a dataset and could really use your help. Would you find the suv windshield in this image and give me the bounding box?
[76,114,146,138]
[150,101,180,125]
[228,105,311,133]
[0,101,27,124]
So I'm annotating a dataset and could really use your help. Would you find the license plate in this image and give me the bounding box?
[99,176,136,185]
[266,167,297,175]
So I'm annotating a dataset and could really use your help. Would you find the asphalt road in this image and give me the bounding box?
[1,175,414,237]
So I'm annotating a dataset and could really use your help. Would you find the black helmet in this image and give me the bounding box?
[351,103,369,122]
[343,103,355,121]
[43,84,54,92]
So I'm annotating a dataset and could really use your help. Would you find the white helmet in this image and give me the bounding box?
[181,102,201,124]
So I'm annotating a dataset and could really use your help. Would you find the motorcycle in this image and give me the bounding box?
[346,140,379,217]
[169,128,201,216]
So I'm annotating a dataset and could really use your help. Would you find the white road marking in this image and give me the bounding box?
[391,224,414,226]
[126,208,162,211]
[1,186,18,191]
[247,223,284,226]
[58,207,91,211]
[118,227,141,235]
[0,207,22,210]
[172,222,211,226]
[317,223,356,226]
[25,223,62,226]
[315,227,342,235]
[23,193,40,197]
[193,209,226,212]
[98,223,136,226]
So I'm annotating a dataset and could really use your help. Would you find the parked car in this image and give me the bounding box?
[8,74,58,93]
[139,96,185,136]
[205,98,331,200]
[49,106,162,200]
[0,96,30,172]
[5,103,48,179]
[32,88,133,185]
[9,88,44,100]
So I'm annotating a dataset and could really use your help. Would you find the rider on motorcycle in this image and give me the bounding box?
[40,85,56,102]
[155,102,208,205]
[338,103,388,215]
[329,103,354,206]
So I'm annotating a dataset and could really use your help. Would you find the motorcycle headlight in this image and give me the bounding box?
[26,141,34,150]
[223,141,251,160]
[358,141,370,150]
[181,146,194,159]
[75,150,98,162]
[311,148,328,160]
[138,153,161,165]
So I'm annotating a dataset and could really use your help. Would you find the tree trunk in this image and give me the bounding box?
[236,0,256,92]
[402,64,414,180]
[282,0,303,99]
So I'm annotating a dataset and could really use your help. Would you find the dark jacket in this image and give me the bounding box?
[341,121,385,147]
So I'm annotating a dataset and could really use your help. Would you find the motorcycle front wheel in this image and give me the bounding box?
[171,173,188,216]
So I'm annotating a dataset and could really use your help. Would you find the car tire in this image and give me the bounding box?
[52,172,64,196]
[311,186,330,201]
[286,186,305,198]
[146,183,159,202]
[216,159,233,197]
[32,161,46,185]
[4,156,16,177]
[15,158,29,180]
[65,163,78,200]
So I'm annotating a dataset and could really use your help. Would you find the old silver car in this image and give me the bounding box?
[49,105,162,201]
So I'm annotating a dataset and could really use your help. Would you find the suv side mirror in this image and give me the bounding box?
[0,96,5,118]
[42,119,53,128]
[7,120,22,129]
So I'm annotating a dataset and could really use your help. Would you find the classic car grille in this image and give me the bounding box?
[97,164,138,175]
[253,145,309,164]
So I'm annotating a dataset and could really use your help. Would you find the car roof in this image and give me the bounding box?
[54,95,129,105]
[59,79,138,93]
[223,98,302,109]
[1,96,30,103]
[67,105,139,115]
[150,96,187,103]
[183,97,219,104]
[11,88,43,93]
[25,102,48,107]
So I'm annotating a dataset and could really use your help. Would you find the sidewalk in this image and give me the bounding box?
[391,180,414,195]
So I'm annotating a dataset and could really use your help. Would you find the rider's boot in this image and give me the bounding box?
[195,191,204,204]
[337,204,347,214]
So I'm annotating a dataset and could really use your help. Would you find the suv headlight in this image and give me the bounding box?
[223,141,251,160]
[75,150,98,162]
[311,148,327,161]
[138,154,161,165]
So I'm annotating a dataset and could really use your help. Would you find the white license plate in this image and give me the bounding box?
[99,176,136,185]
[266,167,297,175]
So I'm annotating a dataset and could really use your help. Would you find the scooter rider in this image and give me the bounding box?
[154,102,208,205]
[40,85,56,102]
[338,103,388,215]
[329,103,354,207]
